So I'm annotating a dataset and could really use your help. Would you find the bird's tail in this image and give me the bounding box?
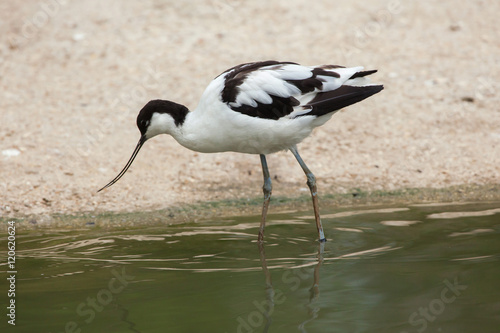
[298,70,383,118]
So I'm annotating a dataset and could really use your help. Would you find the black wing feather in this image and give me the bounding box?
[300,85,384,118]
[220,61,296,104]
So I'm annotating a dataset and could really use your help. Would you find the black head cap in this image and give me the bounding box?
[137,100,189,136]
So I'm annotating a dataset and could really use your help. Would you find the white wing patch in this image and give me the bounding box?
[229,67,306,108]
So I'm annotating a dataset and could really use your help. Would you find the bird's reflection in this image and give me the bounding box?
[258,242,275,332]
[299,242,324,332]
[257,241,325,332]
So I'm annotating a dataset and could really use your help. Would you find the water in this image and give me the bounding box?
[2,202,500,333]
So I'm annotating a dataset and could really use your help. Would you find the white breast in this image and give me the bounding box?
[173,101,317,154]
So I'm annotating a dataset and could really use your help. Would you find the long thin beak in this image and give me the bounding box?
[97,135,147,192]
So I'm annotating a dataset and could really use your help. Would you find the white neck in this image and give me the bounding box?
[170,111,220,153]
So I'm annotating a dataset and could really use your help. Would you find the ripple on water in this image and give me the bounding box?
[4,202,500,332]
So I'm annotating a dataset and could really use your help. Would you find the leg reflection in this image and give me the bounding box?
[258,242,325,333]
[258,242,274,332]
[299,242,325,332]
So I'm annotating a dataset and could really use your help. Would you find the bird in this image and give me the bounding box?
[98,60,383,242]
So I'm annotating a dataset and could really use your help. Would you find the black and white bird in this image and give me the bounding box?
[98,61,383,242]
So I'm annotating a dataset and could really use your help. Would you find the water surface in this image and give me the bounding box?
[2,202,500,332]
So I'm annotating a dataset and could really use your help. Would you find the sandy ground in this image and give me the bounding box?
[1,0,499,219]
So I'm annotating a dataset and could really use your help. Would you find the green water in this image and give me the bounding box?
[1,202,500,333]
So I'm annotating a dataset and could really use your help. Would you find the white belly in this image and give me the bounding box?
[175,108,319,154]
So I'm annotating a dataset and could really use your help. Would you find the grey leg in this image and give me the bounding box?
[289,146,327,242]
[258,154,272,242]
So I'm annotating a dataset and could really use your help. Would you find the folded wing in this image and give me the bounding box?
[218,61,383,120]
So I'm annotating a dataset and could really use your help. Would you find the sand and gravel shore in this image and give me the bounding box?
[1,0,499,222]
